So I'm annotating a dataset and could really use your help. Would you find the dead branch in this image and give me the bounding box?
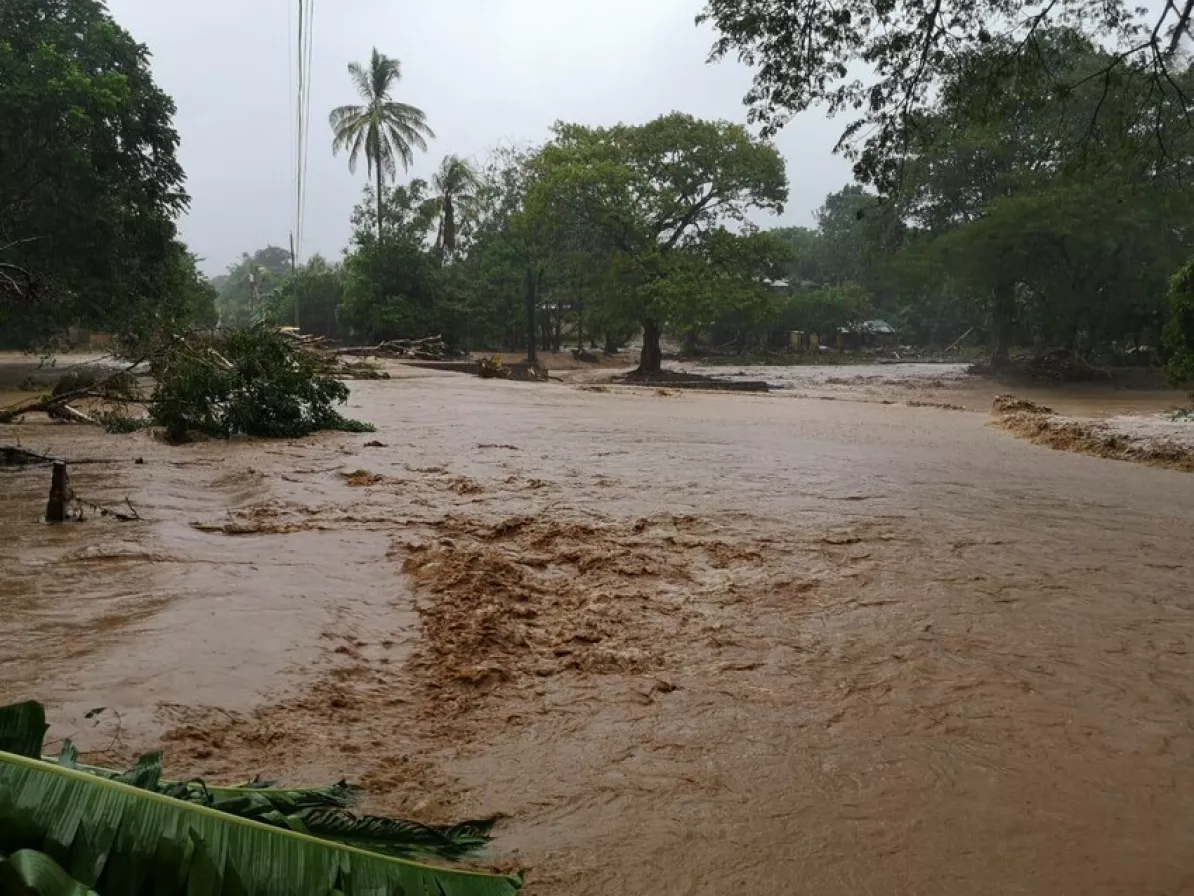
[0,354,147,424]
[338,335,450,358]
[72,495,141,522]
[47,404,99,426]
[1,445,56,466]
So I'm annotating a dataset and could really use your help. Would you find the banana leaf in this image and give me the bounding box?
[0,751,522,895]
[0,848,97,895]
[35,753,486,862]
[47,751,362,816]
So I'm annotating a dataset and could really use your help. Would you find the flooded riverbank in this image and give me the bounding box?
[3,363,1194,894]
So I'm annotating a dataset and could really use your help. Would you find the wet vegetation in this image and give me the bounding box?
[4,2,1192,379]
[147,327,374,443]
[0,700,520,894]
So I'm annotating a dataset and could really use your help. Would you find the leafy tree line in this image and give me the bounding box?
[234,32,1193,376]
[5,1,1193,385]
[0,0,217,348]
[696,0,1194,374]
[763,32,1194,365]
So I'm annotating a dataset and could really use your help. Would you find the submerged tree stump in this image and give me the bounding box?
[45,461,71,523]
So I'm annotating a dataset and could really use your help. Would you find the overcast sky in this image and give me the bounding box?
[107,0,854,275]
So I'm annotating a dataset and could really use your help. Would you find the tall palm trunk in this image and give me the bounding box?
[376,165,383,244]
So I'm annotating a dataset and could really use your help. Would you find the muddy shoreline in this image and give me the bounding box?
[4,362,1194,894]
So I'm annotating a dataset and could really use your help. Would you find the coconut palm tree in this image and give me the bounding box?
[431,155,483,258]
[329,48,434,244]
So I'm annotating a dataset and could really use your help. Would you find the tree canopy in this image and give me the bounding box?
[526,113,790,373]
[699,0,1194,193]
[0,0,210,345]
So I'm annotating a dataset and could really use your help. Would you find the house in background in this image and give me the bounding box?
[838,319,897,352]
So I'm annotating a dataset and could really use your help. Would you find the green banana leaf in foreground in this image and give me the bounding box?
[0,701,522,895]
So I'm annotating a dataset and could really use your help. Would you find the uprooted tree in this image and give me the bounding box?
[147,327,376,442]
[0,327,375,442]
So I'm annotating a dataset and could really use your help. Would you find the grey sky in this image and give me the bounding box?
[107,0,854,275]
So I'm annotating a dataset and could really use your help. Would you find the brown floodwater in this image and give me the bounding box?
[3,362,1194,894]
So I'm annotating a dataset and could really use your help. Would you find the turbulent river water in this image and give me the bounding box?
[2,361,1193,894]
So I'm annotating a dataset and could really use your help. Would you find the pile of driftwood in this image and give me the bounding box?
[277,328,339,353]
[338,335,453,361]
[276,328,389,380]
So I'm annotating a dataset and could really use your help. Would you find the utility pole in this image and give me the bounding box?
[249,268,262,319]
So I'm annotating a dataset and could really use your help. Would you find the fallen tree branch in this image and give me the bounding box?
[1,445,57,466]
[72,496,141,522]
[47,404,99,426]
[0,355,148,424]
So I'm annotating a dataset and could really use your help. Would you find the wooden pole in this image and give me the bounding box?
[45,461,71,523]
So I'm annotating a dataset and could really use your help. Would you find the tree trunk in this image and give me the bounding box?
[991,279,1015,370]
[45,461,70,523]
[376,167,384,245]
[637,319,663,377]
[525,267,537,366]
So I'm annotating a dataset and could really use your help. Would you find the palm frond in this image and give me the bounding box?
[111,751,163,790]
[346,125,370,175]
[431,156,483,255]
[347,60,373,102]
[0,752,522,895]
[329,105,368,132]
[368,48,402,100]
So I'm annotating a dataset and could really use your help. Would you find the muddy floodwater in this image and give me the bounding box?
[3,363,1194,894]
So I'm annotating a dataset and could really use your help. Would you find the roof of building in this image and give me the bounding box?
[839,319,897,335]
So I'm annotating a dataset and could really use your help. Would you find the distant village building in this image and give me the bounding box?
[838,319,897,352]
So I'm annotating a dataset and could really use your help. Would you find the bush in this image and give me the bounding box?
[148,326,374,442]
[1163,258,1194,389]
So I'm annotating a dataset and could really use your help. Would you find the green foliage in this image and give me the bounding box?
[0,700,521,895]
[1163,259,1194,388]
[769,226,824,286]
[869,31,1193,361]
[267,255,345,337]
[338,181,459,344]
[784,282,875,340]
[215,246,294,329]
[431,155,483,257]
[699,0,1194,193]
[528,113,789,371]
[0,0,207,345]
[147,326,374,442]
